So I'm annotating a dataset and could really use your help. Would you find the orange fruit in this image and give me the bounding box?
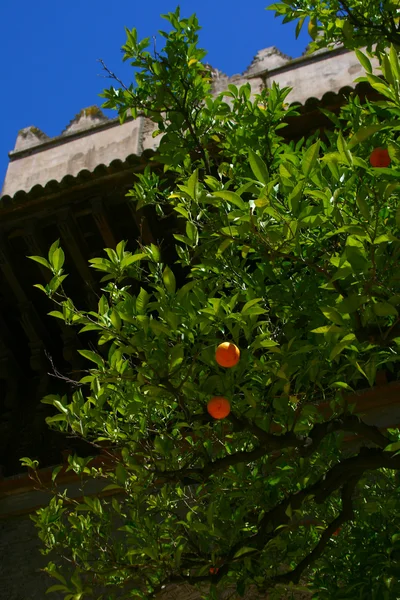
[370,147,391,168]
[207,397,231,420]
[215,342,240,368]
[332,528,341,537]
[209,567,219,575]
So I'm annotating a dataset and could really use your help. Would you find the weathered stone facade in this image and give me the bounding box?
[0,516,63,600]
[2,46,379,200]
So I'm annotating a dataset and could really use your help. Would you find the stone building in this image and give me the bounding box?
[0,45,396,599]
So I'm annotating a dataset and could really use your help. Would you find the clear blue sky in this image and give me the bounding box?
[0,1,310,190]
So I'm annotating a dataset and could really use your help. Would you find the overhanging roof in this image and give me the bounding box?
[0,46,380,206]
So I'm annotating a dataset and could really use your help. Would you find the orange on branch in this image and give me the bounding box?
[369,147,391,168]
[215,342,240,368]
[207,397,231,420]
[209,567,219,575]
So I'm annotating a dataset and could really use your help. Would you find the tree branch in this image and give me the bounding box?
[158,448,400,592]
[244,447,400,554]
[155,414,389,485]
[271,476,359,586]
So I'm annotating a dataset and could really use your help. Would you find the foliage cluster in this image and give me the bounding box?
[24,3,400,599]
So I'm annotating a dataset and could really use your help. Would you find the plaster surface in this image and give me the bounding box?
[1,47,381,200]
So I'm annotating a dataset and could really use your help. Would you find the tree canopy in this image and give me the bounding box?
[269,0,400,53]
[23,2,400,599]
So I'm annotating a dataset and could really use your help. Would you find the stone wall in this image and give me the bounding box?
[0,516,62,600]
[1,46,380,200]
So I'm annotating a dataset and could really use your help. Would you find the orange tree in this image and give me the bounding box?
[24,4,400,599]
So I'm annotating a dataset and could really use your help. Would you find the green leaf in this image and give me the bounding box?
[48,311,65,320]
[337,133,352,166]
[288,181,303,214]
[295,16,305,39]
[243,305,266,316]
[355,49,372,74]
[217,238,234,255]
[79,324,103,333]
[52,465,63,482]
[213,191,246,210]
[28,255,52,270]
[120,252,147,268]
[311,325,346,334]
[174,544,185,568]
[233,546,257,559]
[248,149,269,184]
[373,302,398,317]
[20,457,39,469]
[348,124,388,148]
[174,234,193,245]
[259,339,279,347]
[149,244,161,262]
[143,547,158,560]
[77,350,104,368]
[330,381,354,391]
[302,141,320,178]
[163,266,176,294]
[187,169,198,200]
[177,280,197,299]
[46,414,67,424]
[186,221,199,245]
[174,205,189,219]
[390,44,400,81]
[52,247,65,271]
[48,239,60,265]
[241,298,263,313]
[136,287,150,314]
[366,73,394,100]
[345,245,368,272]
[356,191,370,220]
[336,295,366,314]
[320,307,344,326]
[308,17,318,40]
[170,344,184,368]
[221,226,239,236]
[374,233,399,244]
[53,400,68,414]
[102,484,124,492]
[48,274,68,294]
[388,141,400,164]
[150,320,170,337]
[384,441,400,453]
[330,334,356,360]
[110,310,122,331]
[46,585,69,594]
[115,463,128,485]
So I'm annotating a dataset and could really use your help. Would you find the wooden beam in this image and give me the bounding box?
[126,201,155,245]
[0,239,48,353]
[57,211,98,309]
[91,198,117,249]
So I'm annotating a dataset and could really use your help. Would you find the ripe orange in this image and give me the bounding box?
[370,147,391,168]
[215,342,240,368]
[209,567,219,575]
[207,397,231,419]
